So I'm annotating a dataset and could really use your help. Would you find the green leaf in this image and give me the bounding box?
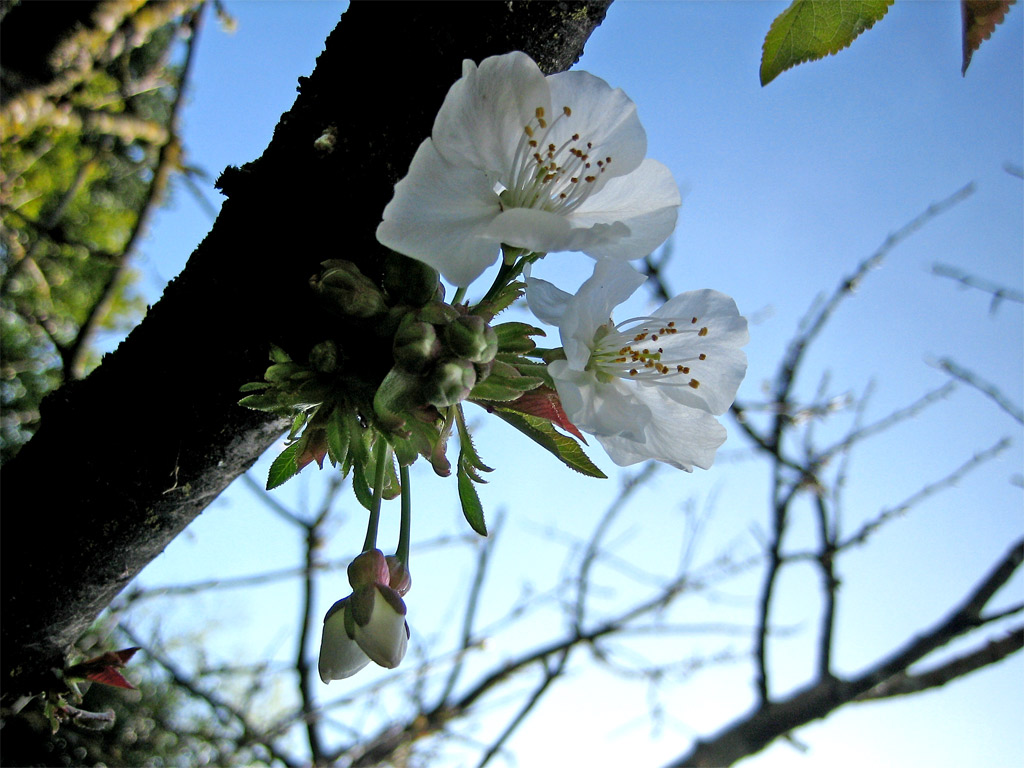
[239,392,286,412]
[350,457,373,510]
[457,460,487,536]
[760,0,893,86]
[288,410,309,440]
[455,406,494,474]
[493,408,606,478]
[267,441,302,490]
[239,381,270,393]
[326,406,350,468]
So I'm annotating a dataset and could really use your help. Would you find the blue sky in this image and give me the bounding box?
[125,2,1022,766]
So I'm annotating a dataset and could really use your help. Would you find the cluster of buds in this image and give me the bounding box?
[383,302,498,414]
[318,549,411,682]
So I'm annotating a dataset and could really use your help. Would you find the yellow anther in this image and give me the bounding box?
[698,327,708,337]
[699,353,707,360]
[536,107,545,119]
[629,369,638,376]
[563,106,572,116]
[689,379,701,389]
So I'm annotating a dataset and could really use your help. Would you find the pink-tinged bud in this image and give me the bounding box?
[347,549,390,589]
[385,555,412,596]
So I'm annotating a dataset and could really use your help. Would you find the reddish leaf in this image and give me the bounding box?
[66,647,140,690]
[86,667,136,690]
[500,386,586,443]
[296,427,328,470]
[962,0,1015,75]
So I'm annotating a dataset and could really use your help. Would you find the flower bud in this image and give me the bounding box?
[444,315,498,364]
[393,319,440,373]
[313,260,387,318]
[318,597,371,682]
[309,340,339,373]
[423,358,477,408]
[385,555,412,596]
[383,252,441,308]
[347,549,390,589]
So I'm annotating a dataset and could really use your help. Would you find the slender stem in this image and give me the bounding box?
[451,286,467,305]
[396,464,412,565]
[474,249,542,310]
[362,439,389,552]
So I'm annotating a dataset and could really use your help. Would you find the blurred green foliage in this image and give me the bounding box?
[1,0,201,463]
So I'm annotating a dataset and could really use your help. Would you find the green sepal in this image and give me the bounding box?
[267,441,302,490]
[264,362,310,384]
[492,408,606,478]
[493,353,555,387]
[474,280,525,319]
[269,344,292,364]
[492,321,544,354]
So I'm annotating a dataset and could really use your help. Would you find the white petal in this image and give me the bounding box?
[569,160,681,261]
[318,605,370,683]
[485,207,579,254]
[559,260,647,366]
[595,391,728,471]
[525,275,574,327]
[545,70,647,188]
[432,52,552,178]
[550,362,651,440]
[651,290,749,414]
[354,587,409,669]
[376,139,502,287]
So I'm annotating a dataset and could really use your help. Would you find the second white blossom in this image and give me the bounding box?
[526,260,748,471]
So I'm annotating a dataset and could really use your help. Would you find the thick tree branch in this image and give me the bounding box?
[1,0,612,704]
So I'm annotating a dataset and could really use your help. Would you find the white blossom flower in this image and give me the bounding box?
[318,550,411,683]
[526,259,748,471]
[318,597,371,682]
[376,51,681,287]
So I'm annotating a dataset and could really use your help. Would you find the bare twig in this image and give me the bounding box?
[931,357,1024,424]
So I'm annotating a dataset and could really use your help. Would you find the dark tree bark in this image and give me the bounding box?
[1,0,612,704]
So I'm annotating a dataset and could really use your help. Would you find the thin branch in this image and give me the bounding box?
[931,262,1023,312]
[856,625,1024,701]
[838,437,1012,550]
[931,357,1023,424]
[67,6,206,379]
[439,511,504,706]
[118,622,302,768]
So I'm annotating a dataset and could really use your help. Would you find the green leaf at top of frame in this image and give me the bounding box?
[760,0,894,86]
[492,407,606,479]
